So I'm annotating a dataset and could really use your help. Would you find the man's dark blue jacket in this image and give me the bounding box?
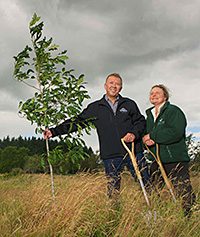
[50,95,146,160]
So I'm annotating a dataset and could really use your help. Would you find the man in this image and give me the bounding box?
[44,73,149,198]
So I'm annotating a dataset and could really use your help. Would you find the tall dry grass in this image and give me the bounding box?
[0,172,199,237]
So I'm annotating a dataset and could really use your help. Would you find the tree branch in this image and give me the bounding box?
[22,80,40,91]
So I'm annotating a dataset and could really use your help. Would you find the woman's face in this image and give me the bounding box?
[149,87,166,106]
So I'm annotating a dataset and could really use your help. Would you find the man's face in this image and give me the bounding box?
[104,76,122,98]
[150,87,166,106]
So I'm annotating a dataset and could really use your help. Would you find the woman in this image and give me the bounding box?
[143,84,195,217]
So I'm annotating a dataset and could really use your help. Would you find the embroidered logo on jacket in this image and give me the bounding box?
[158,118,165,125]
[119,108,128,113]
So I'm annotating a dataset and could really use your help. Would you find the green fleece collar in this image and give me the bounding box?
[146,101,170,116]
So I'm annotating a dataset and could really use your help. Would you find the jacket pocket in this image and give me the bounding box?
[159,144,173,162]
[166,145,173,159]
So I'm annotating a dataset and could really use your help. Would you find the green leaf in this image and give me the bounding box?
[49,44,59,51]
[58,55,68,61]
[27,69,34,75]
[29,13,41,27]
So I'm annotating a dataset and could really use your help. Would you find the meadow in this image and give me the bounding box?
[0,171,199,237]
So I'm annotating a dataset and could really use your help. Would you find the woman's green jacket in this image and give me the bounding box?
[145,101,189,163]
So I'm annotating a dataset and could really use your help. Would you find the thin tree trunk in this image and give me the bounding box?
[45,138,55,200]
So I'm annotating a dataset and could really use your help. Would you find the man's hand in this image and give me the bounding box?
[143,134,155,146]
[43,129,53,140]
[122,133,135,143]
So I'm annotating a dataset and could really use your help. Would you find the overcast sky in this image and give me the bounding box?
[0,0,200,151]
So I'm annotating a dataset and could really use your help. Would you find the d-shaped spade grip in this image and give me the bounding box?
[145,143,176,203]
[121,139,150,207]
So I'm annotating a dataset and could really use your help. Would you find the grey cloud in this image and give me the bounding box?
[12,0,200,81]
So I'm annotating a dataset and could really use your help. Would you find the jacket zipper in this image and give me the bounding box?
[114,106,124,154]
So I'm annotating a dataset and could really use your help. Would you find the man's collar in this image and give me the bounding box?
[105,94,119,103]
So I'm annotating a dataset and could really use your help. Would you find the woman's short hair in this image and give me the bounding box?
[151,84,170,101]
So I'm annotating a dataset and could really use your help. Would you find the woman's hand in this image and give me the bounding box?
[143,134,155,146]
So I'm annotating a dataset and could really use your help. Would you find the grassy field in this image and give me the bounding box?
[0,171,199,237]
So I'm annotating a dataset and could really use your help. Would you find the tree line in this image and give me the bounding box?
[0,136,102,175]
[0,135,199,175]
